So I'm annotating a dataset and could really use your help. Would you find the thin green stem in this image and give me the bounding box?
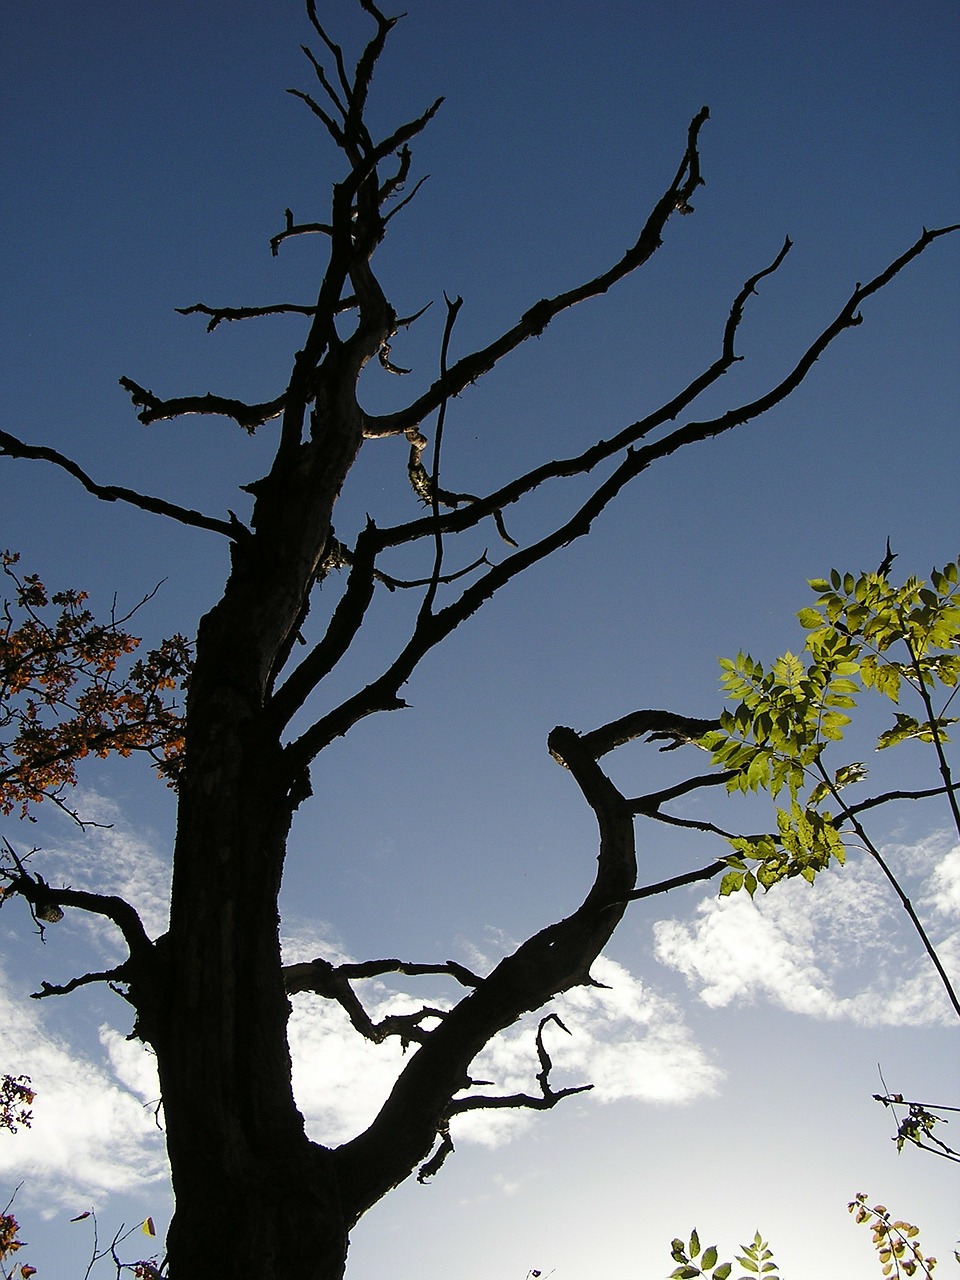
[814,759,960,1020]
[902,624,960,840]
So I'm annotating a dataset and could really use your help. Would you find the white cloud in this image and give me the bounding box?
[920,845,960,919]
[289,953,721,1152]
[0,965,166,1209]
[27,790,172,945]
[653,834,960,1027]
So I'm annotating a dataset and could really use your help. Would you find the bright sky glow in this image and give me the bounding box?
[1,1,958,1277]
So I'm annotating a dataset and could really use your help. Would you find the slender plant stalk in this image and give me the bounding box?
[815,759,960,1020]
[902,623,960,839]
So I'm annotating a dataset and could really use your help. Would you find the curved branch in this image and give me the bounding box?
[629,859,728,901]
[287,232,841,751]
[118,377,285,433]
[0,429,240,539]
[284,955,480,1046]
[3,857,153,960]
[370,226,956,562]
[363,236,794,554]
[333,721,635,1225]
[842,782,960,819]
[446,1014,592,1117]
[366,107,711,439]
[270,208,334,256]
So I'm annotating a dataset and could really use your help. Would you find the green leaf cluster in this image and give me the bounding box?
[735,1232,780,1277]
[668,1228,732,1280]
[701,558,960,900]
[804,561,960,709]
[721,799,846,896]
[667,1229,777,1280]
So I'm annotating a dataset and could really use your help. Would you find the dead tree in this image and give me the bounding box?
[1,4,956,1277]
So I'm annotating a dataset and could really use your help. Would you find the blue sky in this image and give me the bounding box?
[1,2,958,1276]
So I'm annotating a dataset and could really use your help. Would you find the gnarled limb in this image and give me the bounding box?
[1,850,153,960]
[284,956,481,1047]
[118,377,285,433]
[332,718,637,1223]
[32,966,130,1000]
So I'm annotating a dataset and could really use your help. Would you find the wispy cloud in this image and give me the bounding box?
[23,790,173,945]
[653,831,960,1026]
[289,951,722,1151]
[0,964,166,1209]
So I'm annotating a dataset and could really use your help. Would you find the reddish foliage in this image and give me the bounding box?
[0,551,190,816]
[0,1074,34,1134]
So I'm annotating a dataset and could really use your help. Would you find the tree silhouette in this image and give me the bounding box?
[1,4,956,1277]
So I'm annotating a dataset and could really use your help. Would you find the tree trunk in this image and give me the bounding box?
[148,409,364,1276]
[152,713,348,1277]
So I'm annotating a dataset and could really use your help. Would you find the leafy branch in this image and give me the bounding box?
[848,1195,940,1278]
[700,555,960,1017]
[668,1227,778,1279]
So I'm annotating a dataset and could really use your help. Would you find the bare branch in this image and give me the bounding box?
[447,1014,592,1116]
[843,781,960,819]
[629,770,731,813]
[334,722,636,1223]
[270,207,335,256]
[416,1120,454,1182]
[419,293,464,620]
[365,235,793,553]
[32,965,129,1000]
[628,859,729,901]
[287,88,347,147]
[3,848,153,960]
[284,955,475,1047]
[284,954,480,998]
[118,376,284,433]
[366,106,711,439]
[299,41,349,121]
[382,175,429,227]
[577,711,720,761]
[0,427,241,540]
[175,300,344,332]
[304,0,352,104]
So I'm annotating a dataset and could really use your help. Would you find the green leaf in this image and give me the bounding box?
[746,752,770,792]
[712,1266,733,1280]
[796,607,823,629]
[830,678,860,693]
[834,761,867,789]
[689,1229,701,1258]
[808,780,830,807]
[719,870,744,897]
[876,712,922,750]
[702,1247,718,1270]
